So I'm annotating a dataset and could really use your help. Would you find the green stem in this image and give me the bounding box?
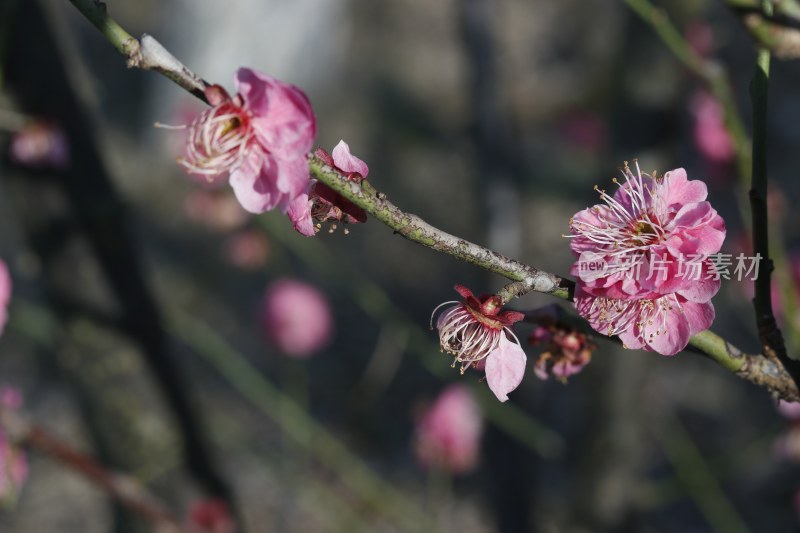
[68,0,140,59]
[624,0,751,184]
[652,410,751,533]
[166,306,438,533]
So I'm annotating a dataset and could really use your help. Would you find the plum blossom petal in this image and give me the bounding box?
[484,334,527,402]
[331,140,369,179]
[286,193,315,237]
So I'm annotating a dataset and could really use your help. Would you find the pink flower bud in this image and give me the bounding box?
[261,279,333,358]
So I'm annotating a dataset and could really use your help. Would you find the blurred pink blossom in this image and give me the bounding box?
[261,279,333,358]
[778,400,800,421]
[223,231,270,270]
[0,387,27,507]
[691,90,735,165]
[570,163,725,355]
[559,111,608,154]
[685,22,714,59]
[187,498,235,533]
[183,189,249,232]
[0,260,10,337]
[413,384,483,474]
[179,69,316,216]
[432,285,527,402]
[9,121,69,170]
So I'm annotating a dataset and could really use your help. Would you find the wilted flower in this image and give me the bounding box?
[413,385,483,474]
[287,140,369,236]
[261,279,333,358]
[531,325,596,383]
[179,68,316,215]
[9,121,69,169]
[0,387,27,507]
[569,162,725,355]
[431,285,527,402]
[0,260,10,337]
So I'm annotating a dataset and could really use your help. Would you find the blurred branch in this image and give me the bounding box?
[65,0,800,401]
[166,307,439,533]
[650,408,751,533]
[9,0,237,517]
[623,0,751,190]
[728,0,800,58]
[0,407,183,533]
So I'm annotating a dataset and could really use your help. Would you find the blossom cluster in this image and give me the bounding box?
[178,68,368,236]
[569,163,726,355]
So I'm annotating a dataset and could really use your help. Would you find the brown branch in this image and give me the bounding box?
[0,407,184,532]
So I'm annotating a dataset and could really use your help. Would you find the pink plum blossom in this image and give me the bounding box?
[261,279,333,358]
[179,68,316,217]
[0,387,27,507]
[431,285,527,402]
[9,121,69,170]
[691,90,735,165]
[0,260,10,337]
[569,162,725,355]
[413,384,483,474]
[287,140,369,236]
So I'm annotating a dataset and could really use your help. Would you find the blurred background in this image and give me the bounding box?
[1,0,800,531]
